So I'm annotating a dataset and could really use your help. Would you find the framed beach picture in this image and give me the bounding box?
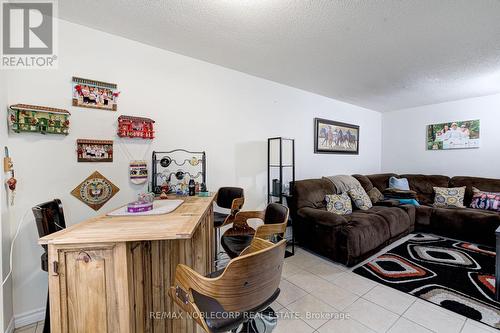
[72,76,119,111]
[314,118,359,154]
[427,119,480,150]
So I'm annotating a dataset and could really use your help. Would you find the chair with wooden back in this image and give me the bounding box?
[169,238,286,333]
[214,187,245,259]
[221,203,289,259]
[32,199,67,333]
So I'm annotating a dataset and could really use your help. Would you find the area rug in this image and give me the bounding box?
[353,233,500,329]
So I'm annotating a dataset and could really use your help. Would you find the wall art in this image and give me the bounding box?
[314,118,359,154]
[77,139,114,162]
[117,115,155,139]
[8,104,70,135]
[427,119,480,150]
[71,171,120,211]
[72,76,119,111]
[130,160,148,184]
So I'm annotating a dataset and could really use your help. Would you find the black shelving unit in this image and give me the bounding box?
[267,137,295,257]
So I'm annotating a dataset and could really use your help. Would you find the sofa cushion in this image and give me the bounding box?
[325,193,352,215]
[352,174,373,192]
[430,207,500,246]
[352,206,412,238]
[294,179,335,210]
[341,212,391,259]
[400,174,450,205]
[366,173,398,192]
[348,186,373,210]
[470,187,500,212]
[367,187,384,203]
[433,186,466,208]
[450,176,500,206]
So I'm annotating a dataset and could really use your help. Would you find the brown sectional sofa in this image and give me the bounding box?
[290,174,500,267]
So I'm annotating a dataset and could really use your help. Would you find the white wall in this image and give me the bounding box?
[6,20,382,323]
[382,93,500,178]
[1,71,14,332]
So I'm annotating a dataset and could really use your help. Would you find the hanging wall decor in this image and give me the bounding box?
[314,118,359,154]
[71,171,120,211]
[8,104,70,135]
[117,115,155,139]
[130,160,148,184]
[77,139,114,162]
[72,76,120,111]
[426,119,480,150]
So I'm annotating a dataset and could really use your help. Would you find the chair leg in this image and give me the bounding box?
[43,292,50,333]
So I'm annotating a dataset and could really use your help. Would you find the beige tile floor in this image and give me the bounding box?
[14,234,499,333]
[13,320,43,333]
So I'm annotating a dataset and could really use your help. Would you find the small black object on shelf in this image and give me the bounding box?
[267,137,295,257]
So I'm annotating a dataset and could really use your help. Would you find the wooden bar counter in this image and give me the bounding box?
[39,195,215,333]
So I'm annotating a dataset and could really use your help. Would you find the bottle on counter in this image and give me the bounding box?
[189,179,196,196]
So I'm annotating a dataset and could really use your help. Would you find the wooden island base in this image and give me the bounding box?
[40,196,214,333]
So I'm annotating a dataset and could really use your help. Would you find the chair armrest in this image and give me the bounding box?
[230,197,245,214]
[254,222,287,240]
[297,207,347,227]
[225,210,265,228]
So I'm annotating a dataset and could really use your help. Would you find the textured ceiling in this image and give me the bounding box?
[58,0,500,112]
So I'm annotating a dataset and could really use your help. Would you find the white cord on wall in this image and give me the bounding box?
[1,208,31,287]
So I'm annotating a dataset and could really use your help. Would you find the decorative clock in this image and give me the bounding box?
[71,171,120,210]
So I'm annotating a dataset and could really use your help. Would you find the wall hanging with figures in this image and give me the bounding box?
[72,76,120,111]
[77,139,114,162]
[8,104,70,135]
[4,147,17,206]
[151,149,207,198]
[117,115,155,139]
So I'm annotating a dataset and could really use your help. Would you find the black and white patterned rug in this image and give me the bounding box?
[353,233,500,329]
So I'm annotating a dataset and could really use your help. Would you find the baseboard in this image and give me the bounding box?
[4,317,14,333]
[13,307,44,329]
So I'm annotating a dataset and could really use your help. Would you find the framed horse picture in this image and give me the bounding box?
[314,118,359,154]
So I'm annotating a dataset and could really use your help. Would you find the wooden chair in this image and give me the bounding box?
[169,238,286,333]
[32,199,67,333]
[221,203,289,259]
[214,187,245,258]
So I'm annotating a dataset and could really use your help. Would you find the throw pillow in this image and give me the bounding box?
[389,176,410,190]
[325,193,353,215]
[470,187,500,212]
[433,186,466,208]
[348,185,373,210]
[367,187,384,204]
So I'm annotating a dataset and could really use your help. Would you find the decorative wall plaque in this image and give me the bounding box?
[71,171,119,210]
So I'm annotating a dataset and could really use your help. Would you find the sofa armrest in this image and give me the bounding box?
[297,207,347,227]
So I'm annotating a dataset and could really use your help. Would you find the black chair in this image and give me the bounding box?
[221,203,289,259]
[169,238,286,333]
[214,187,245,258]
[32,199,66,333]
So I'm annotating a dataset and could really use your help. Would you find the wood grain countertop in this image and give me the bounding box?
[39,195,215,245]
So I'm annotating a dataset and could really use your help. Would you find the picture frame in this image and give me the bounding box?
[77,139,114,162]
[426,119,480,150]
[314,118,359,154]
[72,76,119,111]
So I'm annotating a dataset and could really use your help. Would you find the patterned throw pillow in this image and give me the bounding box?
[367,187,384,204]
[433,186,466,208]
[348,185,373,210]
[470,187,500,212]
[325,193,352,215]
